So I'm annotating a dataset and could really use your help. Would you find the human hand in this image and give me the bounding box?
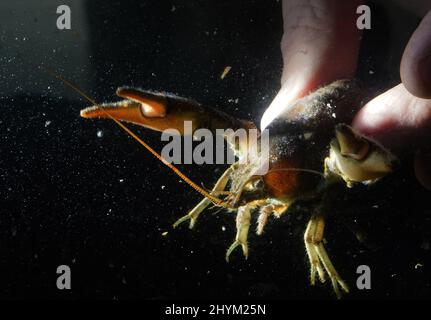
[261,0,431,190]
[261,0,362,130]
[352,9,431,190]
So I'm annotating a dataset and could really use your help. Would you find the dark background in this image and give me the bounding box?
[0,0,430,299]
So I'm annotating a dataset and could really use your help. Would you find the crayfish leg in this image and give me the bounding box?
[173,164,235,229]
[304,213,349,299]
[226,205,251,262]
[256,203,290,235]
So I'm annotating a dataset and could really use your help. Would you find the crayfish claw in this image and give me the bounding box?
[226,240,249,263]
[225,240,240,262]
[173,198,212,229]
[172,214,194,229]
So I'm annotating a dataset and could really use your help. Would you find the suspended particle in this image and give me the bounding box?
[220,66,232,80]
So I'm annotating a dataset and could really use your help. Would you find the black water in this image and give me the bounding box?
[0,0,430,299]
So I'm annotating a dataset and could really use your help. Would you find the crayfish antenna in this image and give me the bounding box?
[43,66,224,206]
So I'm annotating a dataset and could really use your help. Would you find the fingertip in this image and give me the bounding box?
[400,10,431,99]
[352,86,401,144]
[401,53,431,99]
[260,82,303,130]
[352,84,431,150]
[351,101,378,134]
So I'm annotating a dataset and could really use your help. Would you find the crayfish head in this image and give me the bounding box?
[231,160,323,207]
[234,175,269,206]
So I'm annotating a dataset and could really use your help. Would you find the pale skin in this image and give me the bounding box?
[262,0,431,191]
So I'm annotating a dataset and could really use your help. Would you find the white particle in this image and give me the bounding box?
[97,130,104,138]
[303,132,313,140]
[161,185,165,190]
[221,226,226,231]
[331,113,337,118]
[44,120,51,127]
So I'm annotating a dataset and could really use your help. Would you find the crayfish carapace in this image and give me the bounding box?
[78,79,396,298]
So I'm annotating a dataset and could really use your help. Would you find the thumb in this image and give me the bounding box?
[400,10,431,99]
[353,84,431,190]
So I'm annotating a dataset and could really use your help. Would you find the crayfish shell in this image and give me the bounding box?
[262,80,366,201]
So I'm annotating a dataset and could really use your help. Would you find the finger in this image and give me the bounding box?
[353,84,431,189]
[281,0,362,91]
[261,0,362,130]
[400,10,431,98]
[353,84,431,150]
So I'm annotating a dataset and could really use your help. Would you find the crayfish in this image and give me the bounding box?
[78,79,396,298]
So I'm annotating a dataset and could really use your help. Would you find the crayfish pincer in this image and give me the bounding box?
[79,80,396,298]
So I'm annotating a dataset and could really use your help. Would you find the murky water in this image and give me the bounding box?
[0,0,430,299]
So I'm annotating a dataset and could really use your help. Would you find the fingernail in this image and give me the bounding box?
[414,151,431,191]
